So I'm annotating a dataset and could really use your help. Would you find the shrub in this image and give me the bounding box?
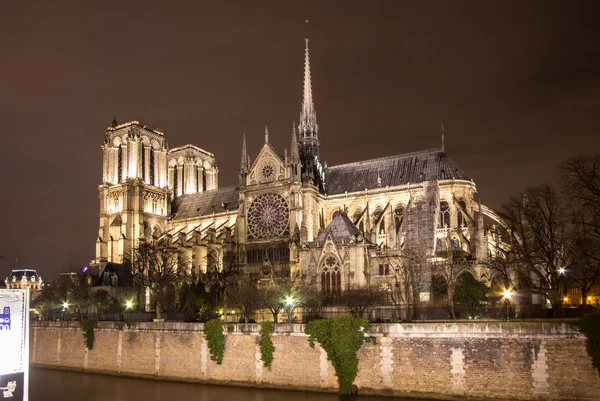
[79,318,98,350]
[204,319,225,364]
[574,312,600,374]
[305,316,376,394]
[259,322,276,369]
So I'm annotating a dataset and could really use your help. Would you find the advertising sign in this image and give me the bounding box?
[0,289,29,401]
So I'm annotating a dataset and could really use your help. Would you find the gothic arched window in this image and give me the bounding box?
[149,149,155,185]
[394,205,404,229]
[117,145,123,183]
[440,201,450,228]
[457,200,467,228]
[320,256,341,294]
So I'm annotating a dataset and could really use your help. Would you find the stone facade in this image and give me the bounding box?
[91,39,508,302]
[31,321,598,400]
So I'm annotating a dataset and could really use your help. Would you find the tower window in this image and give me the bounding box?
[117,145,123,183]
[150,149,155,185]
[141,146,145,180]
[173,168,178,196]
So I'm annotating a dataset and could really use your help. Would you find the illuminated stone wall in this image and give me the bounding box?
[31,321,597,400]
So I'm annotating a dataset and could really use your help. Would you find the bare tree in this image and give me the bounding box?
[258,278,298,323]
[227,277,262,323]
[342,286,384,319]
[561,155,600,304]
[431,258,471,319]
[205,248,240,308]
[380,247,429,321]
[496,185,569,316]
[130,240,184,319]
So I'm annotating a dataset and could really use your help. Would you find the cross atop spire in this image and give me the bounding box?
[299,38,318,140]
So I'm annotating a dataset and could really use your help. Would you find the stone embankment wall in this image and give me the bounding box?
[31,321,597,400]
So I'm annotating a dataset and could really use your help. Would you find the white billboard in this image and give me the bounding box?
[0,289,29,401]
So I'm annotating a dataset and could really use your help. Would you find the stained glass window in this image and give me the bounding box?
[247,193,290,240]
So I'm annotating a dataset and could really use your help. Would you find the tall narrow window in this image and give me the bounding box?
[149,149,155,185]
[321,256,341,294]
[173,168,178,197]
[440,201,450,228]
[117,145,123,183]
[202,169,207,191]
[141,146,146,181]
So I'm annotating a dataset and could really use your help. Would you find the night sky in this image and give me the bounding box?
[1,1,599,280]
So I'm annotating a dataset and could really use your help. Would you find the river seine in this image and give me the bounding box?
[29,368,437,401]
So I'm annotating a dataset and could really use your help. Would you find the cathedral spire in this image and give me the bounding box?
[240,133,249,174]
[265,125,269,144]
[290,121,300,164]
[299,38,318,139]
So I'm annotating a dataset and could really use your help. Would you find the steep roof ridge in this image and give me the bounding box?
[327,147,444,170]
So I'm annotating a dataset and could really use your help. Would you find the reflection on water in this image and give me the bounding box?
[29,368,434,401]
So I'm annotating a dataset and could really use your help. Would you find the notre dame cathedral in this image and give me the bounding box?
[92,39,505,303]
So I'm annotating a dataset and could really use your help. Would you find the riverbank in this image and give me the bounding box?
[30,321,597,400]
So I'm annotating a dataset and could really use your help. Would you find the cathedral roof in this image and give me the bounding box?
[315,212,362,241]
[171,186,239,220]
[325,148,469,195]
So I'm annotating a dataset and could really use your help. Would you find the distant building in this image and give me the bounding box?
[91,39,506,308]
[5,269,43,291]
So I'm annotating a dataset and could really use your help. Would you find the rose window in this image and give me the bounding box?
[261,164,274,179]
[247,192,290,240]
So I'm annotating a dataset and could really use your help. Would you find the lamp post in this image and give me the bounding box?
[62,301,69,321]
[124,300,133,322]
[503,290,512,322]
[285,296,294,324]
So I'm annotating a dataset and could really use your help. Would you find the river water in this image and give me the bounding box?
[29,368,436,401]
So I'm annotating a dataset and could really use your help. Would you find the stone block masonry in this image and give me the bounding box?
[31,321,598,400]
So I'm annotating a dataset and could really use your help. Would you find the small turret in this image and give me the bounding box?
[239,133,249,186]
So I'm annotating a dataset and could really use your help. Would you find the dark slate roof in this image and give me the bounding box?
[6,269,40,281]
[315,212,362,241]
[325,148,469,195]
[171,186,239,220]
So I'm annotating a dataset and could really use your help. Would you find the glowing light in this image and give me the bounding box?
[563,296,569,303]
[125,300,133,310]
[503,289,512,299]
[62,302,69,309]
[285,296,294,307]
[587,296,593,302]
[558,268,566,275]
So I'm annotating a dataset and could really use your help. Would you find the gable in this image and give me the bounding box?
[249,144,285,185]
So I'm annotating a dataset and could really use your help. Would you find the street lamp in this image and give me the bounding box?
[124,300,134,322]
[503,289,512,322]
[62,301,69,321]
[285,296,294,324]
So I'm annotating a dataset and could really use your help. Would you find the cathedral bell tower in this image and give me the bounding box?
[95,120,170,264]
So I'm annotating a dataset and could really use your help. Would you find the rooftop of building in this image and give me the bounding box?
[325,147,470,195]
[171,186,239,220]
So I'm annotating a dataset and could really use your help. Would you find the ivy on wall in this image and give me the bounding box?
[204,319,225,364]
[259,322,275,369]
[79,318,98,350]
[305,316,376,394]
[575,312,600,374]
